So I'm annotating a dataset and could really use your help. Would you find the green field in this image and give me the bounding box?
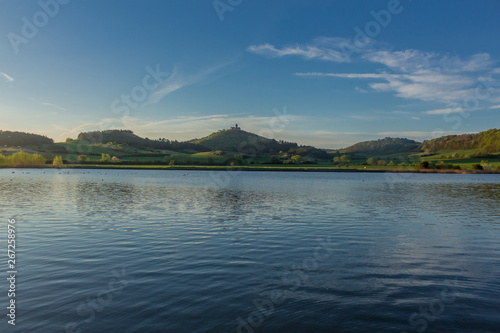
[3,134,500,172]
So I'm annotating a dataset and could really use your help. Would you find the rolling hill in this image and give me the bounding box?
[420,128,500,153]
[344,137,420,155]
[189,128,270,151]
[0,130,53,147]
[189,127,298,153]
[77,130,208,152]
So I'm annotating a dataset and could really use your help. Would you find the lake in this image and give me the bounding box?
[1,169,499,332]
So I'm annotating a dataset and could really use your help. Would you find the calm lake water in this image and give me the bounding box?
[1,169,499,332]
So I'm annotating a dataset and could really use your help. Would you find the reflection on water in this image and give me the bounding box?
[0,169,499,332]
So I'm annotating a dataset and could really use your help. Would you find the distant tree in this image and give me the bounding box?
[377,160,387,166]
[367,157,375,165]
[472,163,483,170]
[43,152,54,161]
[291,155,303,164]
[333,156,341,164]
[270,156,281,164]
[170,154,182,164]
[9,151,29,165]
[53,156,64,167]
[340,155,350,166]
[66,138,74,143]
[78,155,88,163]
[112,156,120,162]
[8,151,45,165]
[419,161,430,169]
[100,154,112,163]
[287,146,328,159]
[388,160,396,166]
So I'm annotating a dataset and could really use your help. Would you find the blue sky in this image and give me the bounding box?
[1,0,499,148]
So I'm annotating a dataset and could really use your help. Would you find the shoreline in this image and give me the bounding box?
[1,164,499,174]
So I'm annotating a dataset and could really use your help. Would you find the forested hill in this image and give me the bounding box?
[189,128,298,153]
[0,130,53,147]
[420,129,500,153]
[344,137,420,154]
[78,130,145,146]
[77,130,208,152]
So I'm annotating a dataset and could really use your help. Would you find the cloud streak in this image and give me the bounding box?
[296,72,401,79]
[295,48,498,111]
[120,113,301,140]
[1,72,14,82]
[249,36,499,115]
[41,102,67,112]
[146,63,230,106]
[248,37,353,63]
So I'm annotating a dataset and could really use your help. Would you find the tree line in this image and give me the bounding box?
[0,151,46,166]
[77,130,208,152]
[421,129,500,153]
[344,137,419,154]
[0,130,53,147]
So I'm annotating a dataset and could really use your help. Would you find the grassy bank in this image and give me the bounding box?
[4,164,495,174]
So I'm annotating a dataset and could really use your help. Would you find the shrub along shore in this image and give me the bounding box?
[1,151,499,174]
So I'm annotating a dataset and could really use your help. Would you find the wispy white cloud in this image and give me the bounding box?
[145,67,186,105]
[146,63,229,106]
[250,36,499,114]
[296,72,400,79]
[355,86,368,93]
[295,72,402,80]
[296,49,498,110]
[53,120,119,141]
[1,72,14,82]
[422,107,466,115]
[41,102,67,112]
[489,105,500,109]
[248,37,354,63]
[121,113,301,140]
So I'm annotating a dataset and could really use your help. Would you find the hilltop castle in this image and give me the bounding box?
[229,124,240,130]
